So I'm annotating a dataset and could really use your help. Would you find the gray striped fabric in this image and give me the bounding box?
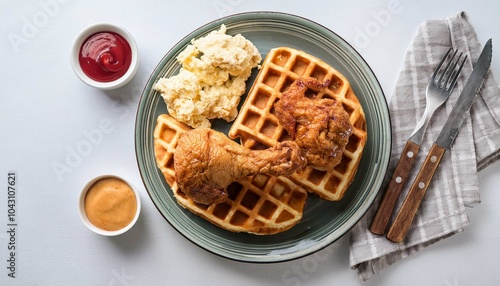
[349,11,500,281]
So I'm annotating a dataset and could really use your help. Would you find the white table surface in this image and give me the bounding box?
[1,1,499,285]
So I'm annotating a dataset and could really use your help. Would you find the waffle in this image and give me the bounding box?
[153,114,308,234]
[228,47,367,201]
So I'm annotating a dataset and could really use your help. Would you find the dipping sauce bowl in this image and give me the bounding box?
[79,174,141,236]
[71,23,139,90]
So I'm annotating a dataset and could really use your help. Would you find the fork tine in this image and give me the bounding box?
[443,51,463,89]
[447,54,467,92]
[437,49,458,86]
[432,48,453,82]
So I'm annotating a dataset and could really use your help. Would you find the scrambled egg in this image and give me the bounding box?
[155,25,261,128]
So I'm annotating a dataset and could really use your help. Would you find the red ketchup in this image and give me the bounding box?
[78,31,132,82]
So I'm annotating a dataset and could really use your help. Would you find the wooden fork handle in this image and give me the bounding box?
[386,143,446,243]
[370,140,420,235]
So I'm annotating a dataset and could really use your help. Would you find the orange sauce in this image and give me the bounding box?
[84,177,137,231]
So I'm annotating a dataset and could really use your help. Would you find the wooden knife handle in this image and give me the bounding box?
[370,141,420,235]
[386,143,446,243]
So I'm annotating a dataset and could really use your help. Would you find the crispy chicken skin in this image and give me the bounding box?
[174,128,306,205]
[274,77,353,170]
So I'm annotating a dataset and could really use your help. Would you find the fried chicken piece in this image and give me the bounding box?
[274,77,353,170]
[174,128,306,205]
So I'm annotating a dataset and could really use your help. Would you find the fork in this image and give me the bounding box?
[370,48,466,235]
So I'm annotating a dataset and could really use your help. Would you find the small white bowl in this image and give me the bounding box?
[71,23,139,90]
[79,174,141,236]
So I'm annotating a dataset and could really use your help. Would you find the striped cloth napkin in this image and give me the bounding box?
[349,11,500,281]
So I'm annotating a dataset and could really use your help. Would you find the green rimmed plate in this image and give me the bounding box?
[135,12,390,262]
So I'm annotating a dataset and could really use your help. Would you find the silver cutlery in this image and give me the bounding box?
[370,48,467,235]
[387,39,492,243]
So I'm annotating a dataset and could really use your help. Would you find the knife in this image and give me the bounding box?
[386,39,493,243]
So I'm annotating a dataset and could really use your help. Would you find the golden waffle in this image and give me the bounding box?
[153,114,308,234]
[228,47,367,201]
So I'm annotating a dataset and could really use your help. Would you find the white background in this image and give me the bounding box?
[1,0,499,285]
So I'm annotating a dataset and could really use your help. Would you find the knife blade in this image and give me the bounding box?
[386,39,492,243]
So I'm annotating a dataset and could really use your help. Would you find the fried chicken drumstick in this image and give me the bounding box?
[174,128,306,205]
[274,77,353,170]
